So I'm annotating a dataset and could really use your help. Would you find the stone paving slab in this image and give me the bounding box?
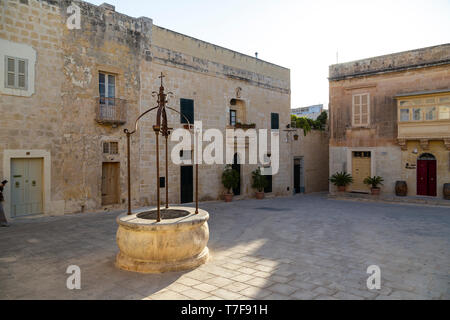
[0,193,449,300]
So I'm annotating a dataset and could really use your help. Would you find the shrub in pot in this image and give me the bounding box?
[221,165,239,202]
[364,176,384,195]
[329,172,353,192]
[251,168,268,200]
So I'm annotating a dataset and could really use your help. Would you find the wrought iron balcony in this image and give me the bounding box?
[95,97,127,125]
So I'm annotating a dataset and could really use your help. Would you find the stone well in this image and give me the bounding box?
[116,207,209,273]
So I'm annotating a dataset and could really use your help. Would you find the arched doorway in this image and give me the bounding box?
[232,153,241,196]
[417,153,437,197]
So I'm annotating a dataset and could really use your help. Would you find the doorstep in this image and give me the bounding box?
[328,192,450,207]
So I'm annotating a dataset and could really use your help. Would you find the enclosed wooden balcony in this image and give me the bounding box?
[95,97,127,125]
[396,91,450,150]
[396,91,450,140]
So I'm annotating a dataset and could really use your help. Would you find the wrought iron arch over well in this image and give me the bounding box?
[124,73,199,222]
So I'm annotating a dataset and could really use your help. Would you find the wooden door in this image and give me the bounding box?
[352,151,371,192]
[417,160,437,197]
[294,159,300,194]
[427,160,437,197]
[102,162,120,206]
[11,158,43,217]
[417,160,428,196]
[180,166,193,204]
[232,153,241,196]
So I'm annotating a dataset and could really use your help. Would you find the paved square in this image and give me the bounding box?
[0,194,449,300]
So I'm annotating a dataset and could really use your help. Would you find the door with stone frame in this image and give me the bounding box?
[11,158,43,217]
[101,162,120,206]
[417,153,437,197]
[351,151,371,193]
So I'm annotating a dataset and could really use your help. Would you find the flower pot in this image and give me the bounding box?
[255,192,265,200]
[371,188,381,196]
[224,193,233,202]
[395,181,407,197]
[338,186,346,192]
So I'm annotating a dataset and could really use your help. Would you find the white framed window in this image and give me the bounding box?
[5,56,28,90]
[439,106,450,120]
[412,108,422,121]
[425,107,437,121]
[99,72,116,99]
[352,93,370,127]
[399,108,410,122]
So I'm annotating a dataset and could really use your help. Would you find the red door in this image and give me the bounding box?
[427,160,437,197]
[417,160,437,197]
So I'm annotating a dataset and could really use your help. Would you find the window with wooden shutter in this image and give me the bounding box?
[180,99,194,124]
[353,93,370,126]
[5,56,28,90]
[271,113,279,129]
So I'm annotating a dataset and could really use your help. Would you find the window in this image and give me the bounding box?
[5,56,27,90]
[353,151,371,158]
[439,106,450,120]
[412,108,422,121]
[230,109,236,126]
[103,142,119,155]
[353,93,370,126]
[425,107,436,121]
[271,113,279,129]
[180,98,194,124]
[99,72,116,100]
[400,109,410,122]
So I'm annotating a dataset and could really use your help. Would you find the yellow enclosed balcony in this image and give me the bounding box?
[396,91,450,146]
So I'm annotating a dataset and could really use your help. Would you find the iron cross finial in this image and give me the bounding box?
[159,72,165,86]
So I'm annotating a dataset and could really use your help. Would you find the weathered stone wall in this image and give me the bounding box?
[1,0,292,216]
[141,25,292,203]
[329,64,450,146]
[0,0,65,215]
[329,44,450,197]
[292,129,329,193]
[58,0,152,213]
[329,43,450,81]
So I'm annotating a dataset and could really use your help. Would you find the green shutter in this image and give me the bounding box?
[271,113,279,129]
[180,99,194,124]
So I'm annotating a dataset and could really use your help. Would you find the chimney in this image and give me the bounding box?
[255,52,258,59]
[100,3,115,11]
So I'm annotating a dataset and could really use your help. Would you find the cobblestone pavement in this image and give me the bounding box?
[1,193,449,300]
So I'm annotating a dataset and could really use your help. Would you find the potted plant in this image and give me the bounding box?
[221,165,239,202]
[329,172,353,192]
[251,168,268,199]
[364,176,384,195]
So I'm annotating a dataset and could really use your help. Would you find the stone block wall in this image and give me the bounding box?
[1,0,293,216]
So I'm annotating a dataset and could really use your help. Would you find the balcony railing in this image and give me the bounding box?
[95,97,127,125]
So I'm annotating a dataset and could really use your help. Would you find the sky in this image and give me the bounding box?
[87,0,450,109]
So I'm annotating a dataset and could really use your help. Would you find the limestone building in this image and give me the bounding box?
[291,129,329,194]
[329,44,450,198]
[0,0,294,219]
